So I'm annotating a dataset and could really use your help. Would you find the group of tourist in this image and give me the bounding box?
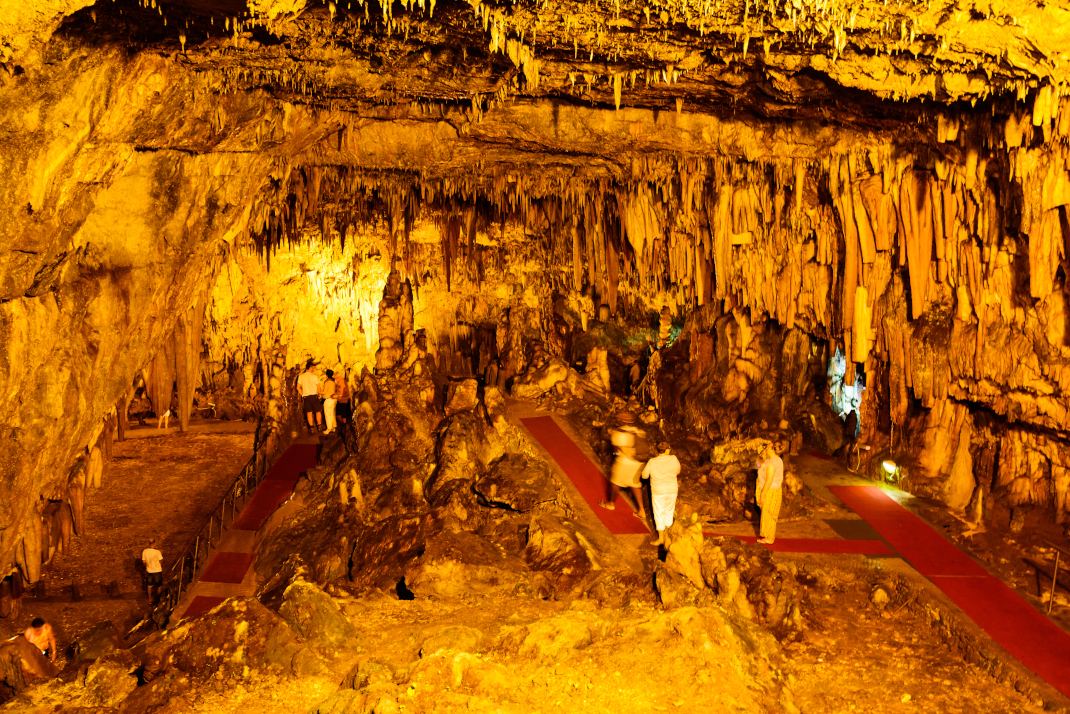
[600,412,785,546]
[297,360,352,435]
[600,412,682,546]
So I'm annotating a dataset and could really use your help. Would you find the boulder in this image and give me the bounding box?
[427,411,505,501]
[697,536,806,641]
[503,611,600,659]
[524,515,594,593]
[474,454,557,512]
[404,530,526,598]
[82,648,139,707]
[445,379,480,416]
[483,386,507,425]
[654,565,703,608]
[348,513,442,592]
[511,357,570,399]
[0,636,57,694]
[342,658,397,690]
[418,625,485,657]
[308,689,366,714]
[135,598,329,698]
[279,578,359,650]
[69,620,119,664]
[663,515,705,589]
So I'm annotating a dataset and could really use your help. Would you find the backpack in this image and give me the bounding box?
[633,429,651,461]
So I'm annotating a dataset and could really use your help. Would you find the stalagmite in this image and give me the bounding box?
[69,466,86,537]
[87,446,104,489]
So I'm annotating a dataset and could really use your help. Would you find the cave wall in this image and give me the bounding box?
[0,43,298,581]
[2,0,1070,583]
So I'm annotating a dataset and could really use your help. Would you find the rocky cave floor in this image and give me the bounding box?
[4,393,1070,712]
[0,427,255,657]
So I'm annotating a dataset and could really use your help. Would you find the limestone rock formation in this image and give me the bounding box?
[3,0,1070,710]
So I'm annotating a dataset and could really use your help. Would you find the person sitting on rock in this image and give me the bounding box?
[643,442,681,546]
[23,617,57,663]
[600,413,647,520]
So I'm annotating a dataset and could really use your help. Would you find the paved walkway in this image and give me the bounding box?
[170,437,319,621]
[519,413,1070,700]
[831,484,1070,699]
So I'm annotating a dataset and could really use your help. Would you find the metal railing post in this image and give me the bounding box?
[148,419,301,627]
[1049,550,1061,616]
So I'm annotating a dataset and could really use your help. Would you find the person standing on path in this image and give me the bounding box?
[23,617,57,663]
[298,360,323,433]
[142,538,164,602]
[756,443,784,544]
[600,412,648,520]
[322,369,338,435]
[335,370,352,425]
[643,442,680,546]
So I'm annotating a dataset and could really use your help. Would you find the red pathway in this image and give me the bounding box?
[193,442,319,597]
[830,485,1070,699]
[521,416,648,535]
[231,443,318,531]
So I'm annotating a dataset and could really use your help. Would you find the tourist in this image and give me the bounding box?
[157,390,177,429]
[142,537,164,602]
[643,442,680,546]
[600,413,648,520]
[335,370,352,425]
[322,369,338,435]
[297,360,323,433]
[628,360,641,395]
[23,617,57,663]
[756,442,784,544]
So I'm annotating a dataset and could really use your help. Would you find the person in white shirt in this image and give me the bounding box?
[643,442,681,546]
[321,369,337,434]
[141,538,163,601]
[297,360,323,432]
[756,443,785,544]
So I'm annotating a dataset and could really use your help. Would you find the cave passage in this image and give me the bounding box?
[2,0,1070,710]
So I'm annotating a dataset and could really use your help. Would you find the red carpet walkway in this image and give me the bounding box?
[175,440,319,622]
[199,552,256,584]
[522,416,648,535]
[830,485,1070,699]
[703,533,893,555]
[231,442,318,531]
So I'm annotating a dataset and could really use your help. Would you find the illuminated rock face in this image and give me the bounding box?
[1,0,1070,583]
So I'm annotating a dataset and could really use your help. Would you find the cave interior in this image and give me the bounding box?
[2,0,1070,710]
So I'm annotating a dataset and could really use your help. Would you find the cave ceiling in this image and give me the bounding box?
[5,0,1069,178]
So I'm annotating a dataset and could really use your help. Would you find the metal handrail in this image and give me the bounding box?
[155,453,263,618]
[1042,538,1070,616]
[137,385,303,630]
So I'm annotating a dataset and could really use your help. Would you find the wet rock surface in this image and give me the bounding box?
[4,0,1070,709]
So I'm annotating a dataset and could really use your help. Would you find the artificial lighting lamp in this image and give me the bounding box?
[882,460,897,474]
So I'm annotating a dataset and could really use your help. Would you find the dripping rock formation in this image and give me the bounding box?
[1,0,1070,710]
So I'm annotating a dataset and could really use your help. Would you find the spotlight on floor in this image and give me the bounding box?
[882,460,897,474]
